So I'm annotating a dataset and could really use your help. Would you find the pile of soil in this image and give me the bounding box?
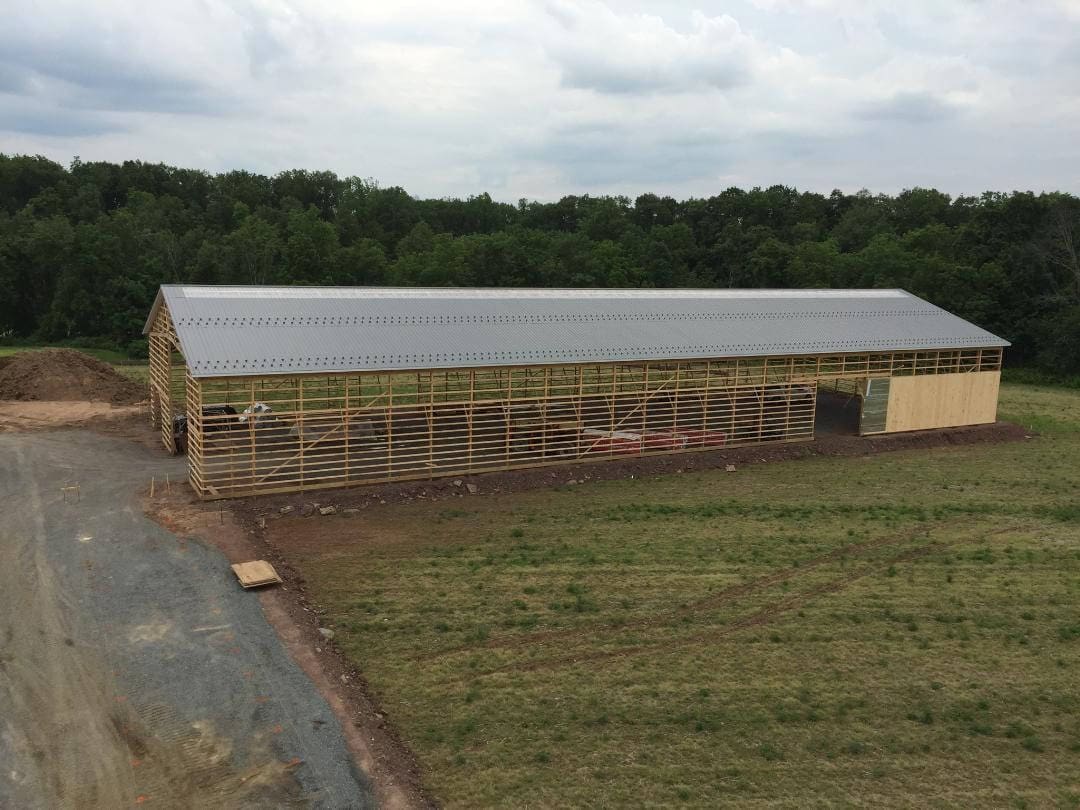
[0,349,146,405]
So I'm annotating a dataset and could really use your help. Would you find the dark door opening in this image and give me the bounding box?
[814,379,862,436]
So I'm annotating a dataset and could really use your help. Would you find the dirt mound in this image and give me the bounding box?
[0,349,146,404]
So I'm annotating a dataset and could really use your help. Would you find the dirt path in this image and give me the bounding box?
[0,431,374,808]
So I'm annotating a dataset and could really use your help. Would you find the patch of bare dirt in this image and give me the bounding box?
[0,399,140,430]
[0,400,163,449]
[143,490,434,810]
[0,349,145,404]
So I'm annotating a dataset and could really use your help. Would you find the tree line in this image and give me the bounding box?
[1,153,1078,371]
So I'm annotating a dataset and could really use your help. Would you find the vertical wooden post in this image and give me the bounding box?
[609,364,617,441]
[672,361,682,435]
[541,366,550,460]
[344,375,352,483]
[574,365,584,457]
[467,369,475,473]
[298,376,306,491]
[385,375,393,480]
[641,363,650,438]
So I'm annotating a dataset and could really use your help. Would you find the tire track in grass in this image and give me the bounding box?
[470,541,945,677]
[421,525,938,662]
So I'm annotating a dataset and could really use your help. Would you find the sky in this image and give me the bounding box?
[2,0,1079,201]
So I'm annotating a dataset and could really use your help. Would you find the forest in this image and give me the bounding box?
[1,153,1078,371]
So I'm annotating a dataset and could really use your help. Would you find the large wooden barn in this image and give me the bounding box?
[144,286,1008,499]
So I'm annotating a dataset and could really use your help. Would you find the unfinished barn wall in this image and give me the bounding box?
[180,347,1003,500]
[185,359,818,499]
[883,370,1001,433]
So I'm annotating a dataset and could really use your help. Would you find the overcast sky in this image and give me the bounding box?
[2,0,1079,201]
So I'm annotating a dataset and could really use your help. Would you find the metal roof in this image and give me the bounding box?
[144,285,1009,379]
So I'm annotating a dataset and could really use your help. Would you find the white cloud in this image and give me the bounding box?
[540,4,764,93]
[0,0,1077,198]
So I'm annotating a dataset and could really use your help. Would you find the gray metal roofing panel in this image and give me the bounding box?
[152,285,1009,378]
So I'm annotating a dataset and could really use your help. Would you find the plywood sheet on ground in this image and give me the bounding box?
[884,371,1000,433]
[231,560,282,588]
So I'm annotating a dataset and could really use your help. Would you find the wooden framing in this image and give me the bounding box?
[148,298,1005,499]
[147,304,186,452]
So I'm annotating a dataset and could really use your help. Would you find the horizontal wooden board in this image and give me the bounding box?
[884,371,1000,433]
[231,560,282,589]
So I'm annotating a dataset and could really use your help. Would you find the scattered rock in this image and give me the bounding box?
[256,517,266,529]
[340,674,349,683]
[279,505,294,515]
[465,483,479,495]
[452,479,463,487]
[300,503,315,517]
[318,627,335,640]
[725,464,737,472]
[318,505,337,516]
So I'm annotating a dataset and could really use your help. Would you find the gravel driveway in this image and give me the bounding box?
[0,429,374,809]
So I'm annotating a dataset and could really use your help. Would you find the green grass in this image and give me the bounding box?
[274,382,1080,808]
[0,345,149,384]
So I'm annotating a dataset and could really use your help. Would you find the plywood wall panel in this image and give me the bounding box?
[884,371,1000,433]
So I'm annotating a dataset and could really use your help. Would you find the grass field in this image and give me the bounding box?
[275,382,1080,808]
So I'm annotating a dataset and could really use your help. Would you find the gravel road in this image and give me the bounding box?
[0,429,374,809]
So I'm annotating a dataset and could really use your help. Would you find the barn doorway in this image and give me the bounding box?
[814,378,862,436]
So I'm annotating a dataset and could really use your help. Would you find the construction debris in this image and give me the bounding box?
[230,560,283,589]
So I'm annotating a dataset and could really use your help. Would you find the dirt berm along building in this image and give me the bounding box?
[144,286,1008,499]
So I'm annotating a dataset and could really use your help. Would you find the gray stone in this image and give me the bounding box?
[465,483,479,495]
[279,505,294,514]
[318,627,335,640]
[318,505,337,516]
